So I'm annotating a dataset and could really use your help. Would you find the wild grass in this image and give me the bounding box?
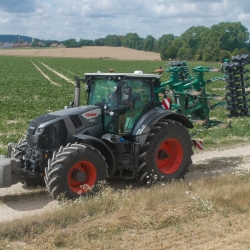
[1,172,250,249]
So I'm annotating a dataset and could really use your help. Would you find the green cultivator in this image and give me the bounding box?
[154,61,229,128]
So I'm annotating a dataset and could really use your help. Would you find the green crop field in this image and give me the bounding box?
[0,56,250,155]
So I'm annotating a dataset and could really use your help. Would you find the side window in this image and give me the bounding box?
[118,80,151,134]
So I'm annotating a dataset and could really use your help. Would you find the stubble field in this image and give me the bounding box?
[0,46,161,60]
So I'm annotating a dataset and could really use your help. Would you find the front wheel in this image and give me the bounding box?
[136,119,193,184]
[45,143,108,200]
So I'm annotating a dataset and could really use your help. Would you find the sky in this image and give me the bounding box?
[0,0,250,41]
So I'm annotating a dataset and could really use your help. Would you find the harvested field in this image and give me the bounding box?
[0,46,161,60]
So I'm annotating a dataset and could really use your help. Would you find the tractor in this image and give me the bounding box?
[0,70,194,199]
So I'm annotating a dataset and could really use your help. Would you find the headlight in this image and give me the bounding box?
[36,127,44,134]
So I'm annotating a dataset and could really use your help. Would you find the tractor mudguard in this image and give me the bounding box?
[0,155,21,188]
[73,134,116,175]
[132,107,193,146]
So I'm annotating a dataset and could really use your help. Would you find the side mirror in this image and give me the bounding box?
[122,86,132,105]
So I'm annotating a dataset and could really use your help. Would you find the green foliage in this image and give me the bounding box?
[0,56,250,154]
[177,47,193,60]
[160,46,168,61]
[202,47,221,62]
[143,35,157,51]
[181,25,209,51]
[57,22,249,61]
[202,22,249,52]
[63,38,81,48]
[219,50,231,62]
[239,48,248,54]
[104,35,121,47]
[165,45,178,59]
[94,38,105,46]
[156,34,175,52]
[122,33,143,49]
[79,39,93,46]
[31,42,40,47]
[232,48,239,56]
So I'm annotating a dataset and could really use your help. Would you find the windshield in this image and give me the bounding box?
[88,78,119,109]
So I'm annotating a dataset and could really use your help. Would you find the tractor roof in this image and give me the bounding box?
[84,72,161,80]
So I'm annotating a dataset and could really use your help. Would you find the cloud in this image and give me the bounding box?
[0,0,250,41]
[0,0,38,14]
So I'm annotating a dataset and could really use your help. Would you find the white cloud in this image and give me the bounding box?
[238,13,250,21]
[0,0,250,41]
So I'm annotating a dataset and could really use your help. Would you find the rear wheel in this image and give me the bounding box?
[45,143,108,200]
[136,119,193,184]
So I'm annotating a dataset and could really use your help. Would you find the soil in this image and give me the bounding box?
[0,46,161,61]
[0,144,250,223]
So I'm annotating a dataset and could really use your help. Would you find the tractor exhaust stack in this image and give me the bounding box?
[74,76,80,107]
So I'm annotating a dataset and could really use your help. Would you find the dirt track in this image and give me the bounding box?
[0,144,250,223]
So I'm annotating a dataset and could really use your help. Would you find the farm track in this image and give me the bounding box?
[30,60,61,87]
[0,144,250,223]
[38,61,75,84]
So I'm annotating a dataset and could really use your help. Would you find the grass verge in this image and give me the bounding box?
[1,172,250,249]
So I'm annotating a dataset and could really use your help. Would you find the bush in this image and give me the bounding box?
[202,47,221,61]
[219,50,231,62]
[177,47,194,60]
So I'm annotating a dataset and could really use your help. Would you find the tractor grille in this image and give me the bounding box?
[69,114,83,128]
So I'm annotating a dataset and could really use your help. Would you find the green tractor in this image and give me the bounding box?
[0,70,195,200]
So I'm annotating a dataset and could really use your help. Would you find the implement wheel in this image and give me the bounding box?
[136,119,193,184]
[45,143,108,200]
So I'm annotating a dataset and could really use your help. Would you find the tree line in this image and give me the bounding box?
[62,22,250,62]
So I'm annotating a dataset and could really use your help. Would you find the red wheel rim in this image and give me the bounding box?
[156,138,183,174]
[68,161,97,194]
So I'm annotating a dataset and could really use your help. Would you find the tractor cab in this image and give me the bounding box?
[85,71,161,136]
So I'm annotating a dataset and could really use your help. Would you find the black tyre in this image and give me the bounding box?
[45,143,108,200]
[14,139,45,187]
[13,138,27,159]
[136,119,193,184]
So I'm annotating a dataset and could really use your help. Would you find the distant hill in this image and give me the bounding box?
[0,35,37,43]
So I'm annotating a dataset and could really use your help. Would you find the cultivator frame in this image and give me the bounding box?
[154,61,229,128]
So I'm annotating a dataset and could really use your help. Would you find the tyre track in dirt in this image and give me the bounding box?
[38,62,75,85]
[0,144,250,222]
[30,60,61,87]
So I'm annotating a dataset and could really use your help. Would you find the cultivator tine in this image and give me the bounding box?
[193,117,209,127]
[216,120,232,129]
[202,117,210,127]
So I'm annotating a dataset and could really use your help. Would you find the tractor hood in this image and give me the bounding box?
[49,105,98,117]
[29,105,99,128]
[26,105,102,149]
